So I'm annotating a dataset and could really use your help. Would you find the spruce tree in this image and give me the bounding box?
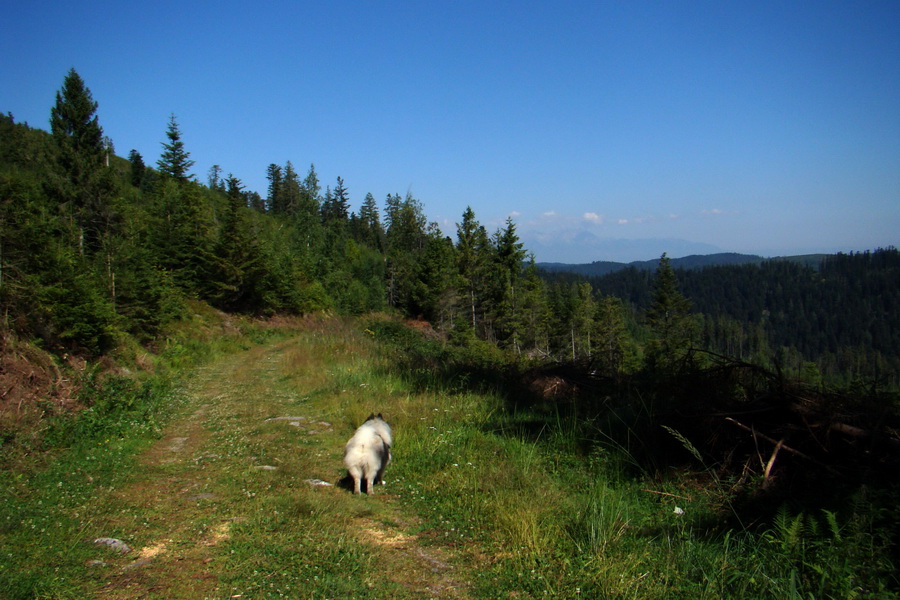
[646,253,695,367]
[207,164,223,191]
[157,114,194,182]
[492,217,527,350]
[49,68,115,253]
[128,149,145,187]
[265,163,283,213]
[355,192,384,250]
[456,206,490,331]
[283,161,302,215]
[596,295,630,376]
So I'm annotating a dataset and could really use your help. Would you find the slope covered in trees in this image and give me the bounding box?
[0,71,544,358]
[543,249,900,385]
[5,70,895,390]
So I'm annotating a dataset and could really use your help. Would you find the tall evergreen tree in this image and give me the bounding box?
[595,295,630,376]
[49,68,115,253]
[354,192,384,250]
[265,163,283,213]
[322,176,350,223]
[646,253,695,367]
[207,175,263,310]
[207,164,223,192]
[571,282,597,360]
[302,163,321,203]
[519,256,552,354]
[384,193,428,311]
[128,149,145,188]
[157,114,194,182]
[284,161,304,215]
[492,217,527,349]
[455,206,491,332]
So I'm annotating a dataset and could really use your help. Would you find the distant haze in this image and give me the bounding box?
[521,233,724,263]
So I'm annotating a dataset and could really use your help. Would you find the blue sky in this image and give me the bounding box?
[3,1,898,262]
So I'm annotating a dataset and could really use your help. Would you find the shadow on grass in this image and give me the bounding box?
[366,319,900,538]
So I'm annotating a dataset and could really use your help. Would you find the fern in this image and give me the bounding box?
[772,505,805,554]
[822,510,844,544]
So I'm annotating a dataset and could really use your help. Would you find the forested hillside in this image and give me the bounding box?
[4,69,896,394]
[0,70,547,359]
[542,249,900,385]
[538,251,769,277]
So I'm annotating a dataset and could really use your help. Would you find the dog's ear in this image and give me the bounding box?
[377,413,383,419]
[367,413,375,421]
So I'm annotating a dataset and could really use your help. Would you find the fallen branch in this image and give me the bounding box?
[641,489,692,501]
[725,417,841,475]
[762,438,784,488]
[829,422,900,452]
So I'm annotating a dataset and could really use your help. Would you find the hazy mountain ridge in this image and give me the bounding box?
[537,252,831,276]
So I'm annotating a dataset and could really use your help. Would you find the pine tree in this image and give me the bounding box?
[49,68,115,253]
[596,295,630,376]
[323,176,350,223]
[207,164,223,192]
[492,217,527,351]
[302,163,321,204]
[266,163,283,213]
[128,149,145,187]
[355,192,384,250]
[519,256,553,354]
[283,161,302,215]
[571,282,597,360]
[207,175,264,310]
[157,114,194,182]
[646,253,695,367]
[455,206,490,332]
[384,193,428,311]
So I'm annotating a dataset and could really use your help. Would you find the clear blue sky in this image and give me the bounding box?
[3,1,898,262]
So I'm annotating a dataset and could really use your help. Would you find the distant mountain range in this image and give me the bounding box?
[537,252,830,276]
[520,233,725,264]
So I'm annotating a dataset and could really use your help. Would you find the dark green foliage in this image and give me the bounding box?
[265,162,282,212]
[353,192,385,250]
[149,177,216,295]
[384,192,429,313]
[645,253,695,369]
[0,159,116,354]
[490,218,528,351]
[157,114,194,182]
[550,248,900,384]
[207,164,224,192]
[321,176,349,224]
[455,206,491,332]
[128,149,146,187]
[48,68,117,254]
[206,175,267,311]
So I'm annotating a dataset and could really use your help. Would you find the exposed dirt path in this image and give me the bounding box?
[86,333,473,599]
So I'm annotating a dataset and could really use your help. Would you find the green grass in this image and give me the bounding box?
[2,316,896,599]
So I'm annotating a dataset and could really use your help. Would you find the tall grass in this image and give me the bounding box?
[368,316,899,599]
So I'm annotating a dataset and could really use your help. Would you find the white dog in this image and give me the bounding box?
[343,413,392,494]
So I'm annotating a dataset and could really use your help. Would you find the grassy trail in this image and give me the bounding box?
[8,318,892,598]
[84,321,475,599]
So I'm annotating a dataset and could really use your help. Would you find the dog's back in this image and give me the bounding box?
[343,413,392,494]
